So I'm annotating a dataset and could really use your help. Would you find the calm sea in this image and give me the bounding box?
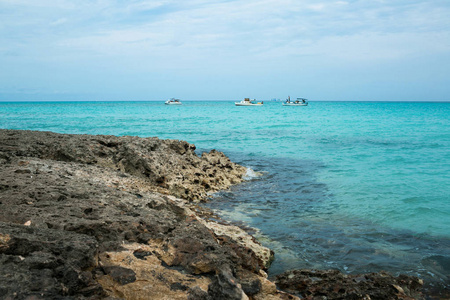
[1,101,449,291]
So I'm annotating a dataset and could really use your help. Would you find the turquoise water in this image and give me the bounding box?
[1,101,449,289]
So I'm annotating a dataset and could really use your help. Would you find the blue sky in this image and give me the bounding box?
[1,0,449,101]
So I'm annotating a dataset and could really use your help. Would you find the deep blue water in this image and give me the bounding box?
[1,100,449,290]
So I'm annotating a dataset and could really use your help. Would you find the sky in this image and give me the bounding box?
[1,0,450,101]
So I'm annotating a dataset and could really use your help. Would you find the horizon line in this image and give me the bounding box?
[1,99,449,103]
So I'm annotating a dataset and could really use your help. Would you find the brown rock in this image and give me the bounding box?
[0,129,291,300]
[0,129,247,202]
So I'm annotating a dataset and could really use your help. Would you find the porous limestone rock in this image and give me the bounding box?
[0,129,247,202]
[0,129,291,300]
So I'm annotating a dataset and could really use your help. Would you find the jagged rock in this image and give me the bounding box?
[0,130,286,300]
[207,268,248,300]
[0,223,103,299]
[0,129,246,202]
[275,269,424,300]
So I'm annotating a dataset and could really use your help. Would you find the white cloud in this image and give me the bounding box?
[307,3,326,11]
[3,0,450,54]
[50,18,68,26]
[1,0,450,100]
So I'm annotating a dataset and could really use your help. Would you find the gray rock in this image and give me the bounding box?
[275,269,425,300]
[0,129,267,299]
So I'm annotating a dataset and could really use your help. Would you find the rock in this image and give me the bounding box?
[207,268,248,300]
[0,130,288,300]
[188,286,209,300]
[0,222,103,299]
[239,272,263,296]
[275,269,425,300]
[102,266,136,285]
[197,218,274,269]
[0,129,246,202]
[96,244,212,299]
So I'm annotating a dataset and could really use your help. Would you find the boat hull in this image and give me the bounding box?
[165,102,182,105]
[282,103,308,106]
[235,102,263,106]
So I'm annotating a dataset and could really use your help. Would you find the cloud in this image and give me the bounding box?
[3,1,450,55]
[1,0,450,100]
[50,18,68,26]
[307,3,326,11]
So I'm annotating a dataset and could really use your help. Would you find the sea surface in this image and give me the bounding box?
[1,100,449,292]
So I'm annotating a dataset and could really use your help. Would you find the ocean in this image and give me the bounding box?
[1,100,449,291]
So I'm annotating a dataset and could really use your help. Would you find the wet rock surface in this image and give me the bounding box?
[0,129,427,299]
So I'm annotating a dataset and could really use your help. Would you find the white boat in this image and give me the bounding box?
[282,96,308,106]
[165,98,182,105]
[235,98,263,106]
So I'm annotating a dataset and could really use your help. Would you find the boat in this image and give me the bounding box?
[165,98,182,105]
[235,98,264,106]
[282,96,308,106]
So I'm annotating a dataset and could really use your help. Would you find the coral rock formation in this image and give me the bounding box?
[0,130,287,299]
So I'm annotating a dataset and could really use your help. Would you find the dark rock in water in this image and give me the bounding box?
[275,269,424,300]
[421,255,450,279]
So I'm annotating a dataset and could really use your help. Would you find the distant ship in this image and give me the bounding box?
[165,98,182,105]
[235,98,263,106]
[282,96,308,106]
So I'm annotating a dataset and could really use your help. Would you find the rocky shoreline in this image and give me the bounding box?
[0,130,426,299]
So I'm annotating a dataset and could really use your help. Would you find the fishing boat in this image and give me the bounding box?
[235,98,263,106]
[283,96,308,106]
[165,98,182,105]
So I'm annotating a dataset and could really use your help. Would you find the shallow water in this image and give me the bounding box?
[1,100,449,289]
[206,155,449,288]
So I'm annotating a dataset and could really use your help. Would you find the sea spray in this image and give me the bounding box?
[243,167,262,180]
